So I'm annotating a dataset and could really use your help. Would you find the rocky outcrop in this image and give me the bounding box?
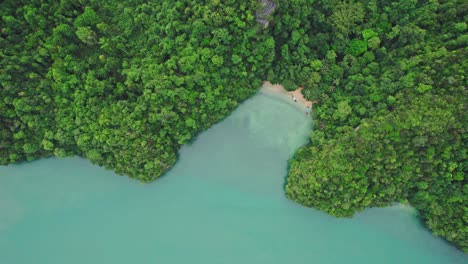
[256,0,276,28]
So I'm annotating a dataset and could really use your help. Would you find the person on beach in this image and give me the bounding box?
[292,95,297,102]
[305,106,310,115]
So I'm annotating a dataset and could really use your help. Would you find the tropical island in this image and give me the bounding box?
[1,0,466,252]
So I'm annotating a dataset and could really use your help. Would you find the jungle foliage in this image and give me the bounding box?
[1,0,274,181]
[1,0,466,252]
[275,0,468,252]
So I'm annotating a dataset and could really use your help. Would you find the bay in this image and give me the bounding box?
[0,90,466,263]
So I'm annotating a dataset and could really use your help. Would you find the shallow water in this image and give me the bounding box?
[1,90,466,264]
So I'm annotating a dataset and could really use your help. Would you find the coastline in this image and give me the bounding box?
[261,81,314,110]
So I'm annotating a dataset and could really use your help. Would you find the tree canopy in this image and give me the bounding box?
[1,0,466,252]
[274,0,468,252]
[1,0,274,181]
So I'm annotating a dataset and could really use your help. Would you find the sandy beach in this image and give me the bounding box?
[261,81,314,110]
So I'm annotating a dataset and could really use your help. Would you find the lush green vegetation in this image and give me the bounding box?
[1,0,274,181]
[1,0,466,252]
[277,0,467,252]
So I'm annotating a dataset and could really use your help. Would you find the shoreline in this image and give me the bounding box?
[261,81,315,110]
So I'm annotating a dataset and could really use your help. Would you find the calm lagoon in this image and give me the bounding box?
[1,90,466,263]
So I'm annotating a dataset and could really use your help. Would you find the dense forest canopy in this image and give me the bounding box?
[1,0,467,252]
[1,0,274,180]
[275,0,467,252]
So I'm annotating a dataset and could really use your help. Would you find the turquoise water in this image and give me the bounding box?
[0,90,466,264]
